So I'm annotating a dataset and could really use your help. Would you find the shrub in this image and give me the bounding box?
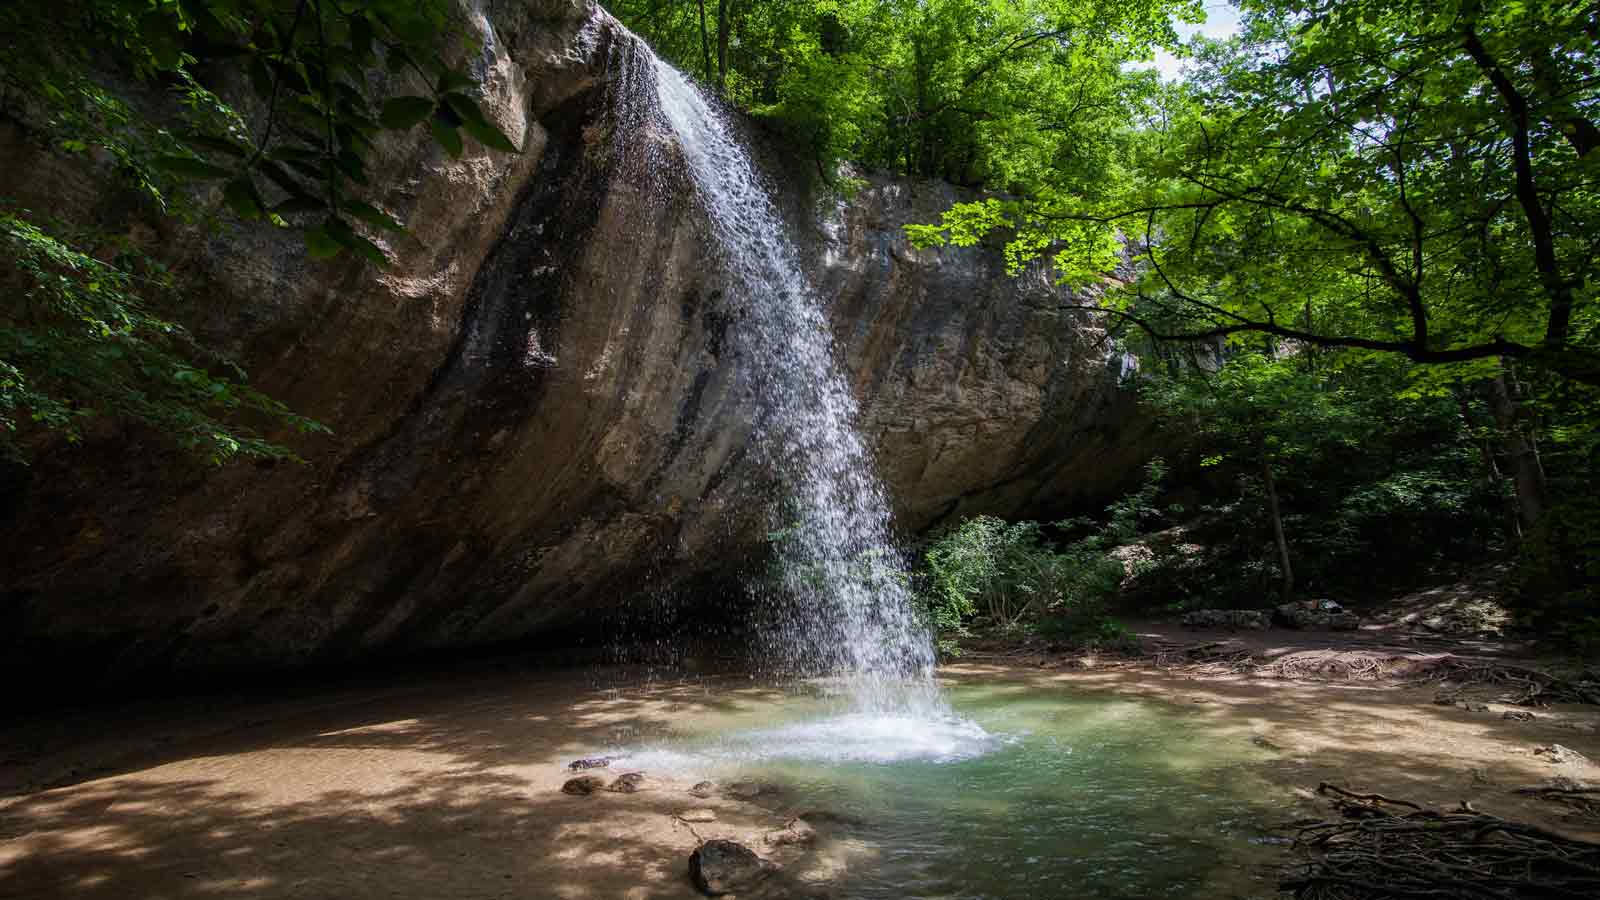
[919,459,1168,649]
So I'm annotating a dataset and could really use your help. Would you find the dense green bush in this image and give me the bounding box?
[917,459,1166,652]
[1133,355,1507,608]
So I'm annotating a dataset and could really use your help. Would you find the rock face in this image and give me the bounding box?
[561,775,607,796]
[0,1,1152,689]
[1275,601,1361,631]
[1180,610,1271,631]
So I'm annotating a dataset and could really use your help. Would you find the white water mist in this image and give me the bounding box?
[650,57,941,715]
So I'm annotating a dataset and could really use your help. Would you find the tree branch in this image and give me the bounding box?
[1462,24,1573,350]
[1055,303,1600,385]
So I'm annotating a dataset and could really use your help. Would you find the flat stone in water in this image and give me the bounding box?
[678,808,718,823]
[794,809,866,828]
[608,772,647,793]
[567,756,614,770]
[764,818,816,846]
[725,780,778,801]
[689,839,776,896]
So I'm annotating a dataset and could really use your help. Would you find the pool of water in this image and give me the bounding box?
[608,680,1286,899]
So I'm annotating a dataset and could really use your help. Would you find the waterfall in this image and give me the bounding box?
[649,56,941,715]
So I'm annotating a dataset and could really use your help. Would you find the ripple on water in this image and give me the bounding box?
[591,683,1285,899]
[615,712,1001,771]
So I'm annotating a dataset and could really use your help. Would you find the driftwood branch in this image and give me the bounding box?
[1284,786,1600,899]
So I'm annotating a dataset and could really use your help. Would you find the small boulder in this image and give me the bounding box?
[1503,710,1536,722]
[1534,744,1590,766]
[561,775,607,795]
[689,781,716,799]
[677,808,718,823]
[688,839,776,896]
[1275,602,1361,631]
[1180,609,1270,631]
[607,772,647,793]
[764,818,817,847]
[725,780,778,801]
[1274,603,1316,629]
[1328,612,1361,631]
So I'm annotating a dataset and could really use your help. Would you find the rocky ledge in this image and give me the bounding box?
[0,0,1152,687]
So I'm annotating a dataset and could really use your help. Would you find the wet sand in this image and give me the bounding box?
[2,662,1596,899]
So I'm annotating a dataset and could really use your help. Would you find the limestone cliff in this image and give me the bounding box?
[0,0,1150,684]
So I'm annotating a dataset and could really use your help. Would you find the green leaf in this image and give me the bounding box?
[433,101,463,128]
[343,200,404,232]
[248,55,275,98]
[336,123,375,154]
[385,47,417,74]
[272,195,327,215]
[349,16,375,61]
[255,161,307,197]
[441,93,488,126]
[223,177,264,220]
[460,116,519,154]
[303,226,343,259]
[387,15,435,45]
[323,217,389,265]
[380,96,436,130]
[436,70,476,94]
[429,118,463,158]
[150,156,234,179]
[267,145,323,164]
[180,134,250,158]
[441,94,519,153]
[336,149,368,185]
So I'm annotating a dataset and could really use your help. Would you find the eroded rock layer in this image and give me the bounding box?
[0,0,1150,683]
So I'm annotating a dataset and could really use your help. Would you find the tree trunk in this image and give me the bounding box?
[1454,386,1522,544]
[695,0,713,82]
[715,0,729,91]
[1486,362,1548,536]
[1263,461,1295,599]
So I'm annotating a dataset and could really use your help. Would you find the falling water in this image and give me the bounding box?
[650,57,942,716]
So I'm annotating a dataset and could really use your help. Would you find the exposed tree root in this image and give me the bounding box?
[1281,784,1600,899]
[1143,640,1600,705]
[1515,780,1600,821]
[1149,640,1256,673]
[1418,658,1600,707]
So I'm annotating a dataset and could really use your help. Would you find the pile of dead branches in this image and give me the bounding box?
[1515,779,1600,821]
[1149,639,1255,673]
[1148,641,1404,680]
[1282,783,1600,900]
[1256,653,1393,681]
[1418,658,1600,706]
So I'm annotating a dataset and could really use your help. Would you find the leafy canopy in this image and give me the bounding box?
[916,0,1600,385]
[2,0,519,261]
[615,0,1200,188]
[1,0,517,462]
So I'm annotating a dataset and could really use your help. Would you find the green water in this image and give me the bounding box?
[621,680,1286,899]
